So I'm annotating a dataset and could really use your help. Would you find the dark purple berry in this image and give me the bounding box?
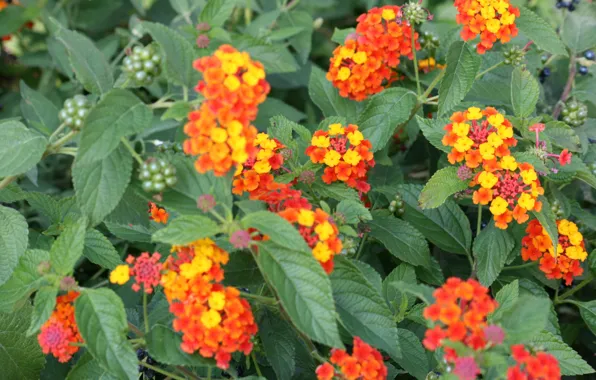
[585,50,595,60]
[579,66,589,75]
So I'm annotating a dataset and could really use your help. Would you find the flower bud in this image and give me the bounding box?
[197,194,216,212]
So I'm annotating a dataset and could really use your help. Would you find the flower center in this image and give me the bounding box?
[468,120,494,148]
[493,172,525,206]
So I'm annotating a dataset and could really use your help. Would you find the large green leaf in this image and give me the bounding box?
[83,229,122,270]
[198,0,236,27]
[570,300,596,337]
[257,241,342,348]
[75,288,138,380]
[473,222,514,286]
[395,328,430,380]
[146,324,214,366]
[152,215,220,245]
[543,121,581,152]
[330,257,400,360]
[19,80,60,136]
[308,66,362,123]
[500,295,550,343]
[279,11,313,64]
[531,331,594,375]
[49,216,88,275]
[242,211,310,253]
[531,197,559,256]
[66,352,118,380]
[27,286,58,336]
[400,184,472,255]
[358,88,417,152]
[516,7,567,56]
[235,36,299,74]
[419,167,468,209]
[25,192,62,223]
[0,120,47,177]
[77,90,152,164]
[258,309,297,380]
[0,205,28,286]
[0,250,49,313]
[511,67,539,118]
[73,144,133,226]
[336,200,372,224]
[416,116,451,153]
[367,211,431,268]
[490,280,519,322]
[561,7,596,53]
[0,304,45,380]
[438,42,482,116]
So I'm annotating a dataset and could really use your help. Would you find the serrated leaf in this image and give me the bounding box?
[0,250,49,313]
[66,352,118,380]
[353,261,382,292]
[438,42,482,116]
[336,200,372,224]
[543,121,581,152]
[358,88,418,152]
[308,65,362,123]
[161,101,191,121]
[19,80,60,136]
[512,152,549,173]
[400,184,472,255]
[311,181,361,202]
[531,330,594,375]
[516,7,567,56]
[77,90,152,164]
[83,229,122,270]
[419,167,468,209]
[500,295,550,343]
[75,288,138,380]
[474,222,514,286]
[561,7,596,53]
[416,116,451,153]
[330,257,401,360]
[383,264,417,314]
[0,183,26,203]
[570,300,596,337]
[198,0,236,27]
[26,192,62,223]
[27,286,58,336]
[391,281,435,305]
[415,256,445,286]
[146,324,214,366]
[0,304,45,380]
[396,328,430,380]
[242,211,310,252]
[0,205,28,286]
[50,217,87,275]
[73,144,133,226]
[258,309,297,380]
[367,211,431,268]
[531,197,558,256]
[490,280,519,322]
[234,36,299,74]
[511,67,539,118]
[257,241,343,348]
[278,11,313,64]
[152,215,220,245]
[0,120,47,177]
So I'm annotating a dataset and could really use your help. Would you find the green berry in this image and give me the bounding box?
[122,44,162,86]
[142,181,154,192]
[165,176,177,186]
[139,157,178,193]
[153,182,166,192]
[503,46,525,66]
[58,95,92,131]
[561,99,588,127]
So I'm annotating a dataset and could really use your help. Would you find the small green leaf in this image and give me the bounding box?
[242,211,311,253]
[26,192,63,223]
[511,67,539,118]
[383,264,417,314]
[531,197,559,256]
[258,309,297,380]
[83,229,123,270]
[490,280,519,322]
[571,300,596,337]
[390,281,435,305]
[152,215,220,245]
[543,121,581,152]
[474,222,514,287]
[234,36,299,74]
[438,42,482,116]
[27,286,58,336]
[75,288,138,380]
[331,28,355,44]
[561,7,596,53]
[516,7,567,56]
[278,11,313,64]
[146,324,214,366]
[416,116,451,153]
[199,0,236,27]
[0,205,28,286]
[336,200,372,224]
[308,66,363,123]
[311,182,361,203]
[531,330,594,375]
[50,217,88,275]
[419,167,468,209]
[161,101,191,121]
[396,328,430,380]
[19,80,60,136]
[500,295,550,343]
[0,120,47,177]
[0,250,49,313]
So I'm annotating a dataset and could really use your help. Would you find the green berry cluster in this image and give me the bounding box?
[550,199,565,219]
[389,193,405,216]
[402,2,427,25]
[503,46,524,66]
[156,141,184,154]
[419,31,439,51]
[340,235,357,255]
[122,45,162,86]
[561,100,588,127]
[139,158,177,193]
[588,162,596,176]
[58,95,90,130]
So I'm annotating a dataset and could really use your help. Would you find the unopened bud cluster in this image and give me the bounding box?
[389,193,405,216]
[403,2,428,25]
[561,100,588,127]
[58,95,90,130]
[419,31,439,51]
[503,45,524,66]
[550,199,565,219]
[139,157,177,193]
[122,45,162,86]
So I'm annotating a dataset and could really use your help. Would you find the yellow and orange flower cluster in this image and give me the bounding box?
[160,238,257,369]
[423,278,498,363]
[327,6,420,101]
[149,202,169,224]
[37,291,83,363]
[183,45,270,176]
[315,337,387,380]
[508,344,561,380]
[233,132,286,197]
[306,123,375,193]
[455,0,520,54]
[418,57,445,73]
[521,219,587,285]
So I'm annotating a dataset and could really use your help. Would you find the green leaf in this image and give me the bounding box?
[0,120,47,177]
[308,65,363,123]
[543,121,581,152]
[531,331,594,375]
[19,80,60,136]
[531,197,559,256]
[336,200,372,224]
[331,28,355,44]
[257,241,343,348]
[0,304,45,380]
[419,167,468,209]
[279,11,313,64]
[330,257,400,360]
[53,24,114,94]
[516,7,567,56]
[235,37,299,74]
[258,309,297,380]
[400,184,472,255]
[27,286,58,336]
[438,42,482,116]
[490,280,519,322]
[561,7,596,53]
[50,217,88,275]
[242,211,311,253]
[571,300,596,337]
[0,183,26,203]
[73,144,133,226]
[416,116,451,153]
[0,250,49,313]
[0,205,28,286]
[147,324,214,366]
[25,192,64,223]
[199,0,236,27]
[83,229,122,270]
[311,182,361,202]
[358,88,418,152]
[142,21,196,87]
[390,281,435,305]
[66,352,118,380]
[511,67,539,118]
[395,328,430,380]
[500,295,550,343]
[152,215,220,245]
[77,90,152,164]
[367,211,431,268]
[0,5,39,36]
[383,264,417,314]
[169,0,202,15]
[75,288,138,380]
[161,101,191,122]
[473,222,514,287]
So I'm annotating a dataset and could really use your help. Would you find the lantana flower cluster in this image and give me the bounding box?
[183,45,270,176]
[315,337,388,380]
[507,344,561,380]
[521,219,587,285]
[327,5,420,101]
[149,202,169,224]
[306,123,375,193]
[110,252,162,293]
[37,291,83,363]
[454,0,520,54]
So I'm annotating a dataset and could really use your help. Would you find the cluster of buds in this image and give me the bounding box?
[503,45,525,66]
[560,99,588,127]
[138,157,178,193]
[58,95,91,130]
[389,193,405,216]
[122,44,162,86]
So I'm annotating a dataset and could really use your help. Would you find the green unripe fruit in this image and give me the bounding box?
[153,182,166,192]
[142,181,154,192]
[139,157,178,193]
[58,95,92,131]
[165,176,177,186]
[561,99,588,127]
[122,44,162,86]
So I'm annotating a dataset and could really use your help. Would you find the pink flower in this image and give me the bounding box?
[529,123,545,132]
[126,252,162,293]
[196,34,210,49]
[457,165,473,181]
[454,357,481,380]
[230,230,251,249]
[196,22,210,31]
[197,194,216,212]
[483,325,505,345]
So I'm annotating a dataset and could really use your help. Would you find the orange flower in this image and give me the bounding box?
[149,202,169,223]
[507,345,561,380]
[316,337,387,380]
[38,291,83,363]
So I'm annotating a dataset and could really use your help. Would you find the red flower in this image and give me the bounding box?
[558,149,572,166]
[38,292,83,363]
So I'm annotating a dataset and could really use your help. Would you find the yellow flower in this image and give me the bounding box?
[312,135,330,148]
[479,142,495,160]
[253,160,271,174]
[520,169,537,184]
[569,231,583,246]
[208,291,226,311]
[328,123,345,135]
[109,265,130,285]
[260,138,277,151]
[338,46,355,60]
[254,133,270,145]
[180,255,212,279]
[452,122,470,137]
[297,209,315,227]
[488,114,505,127]
[500,155,518,171]
[210,128,228,144]
[315,221,334,241]
[324,150,342,167]
[257,149,274,161]
[454,136,474,152]
[480,6,496,19]
[312,242,333,263]
[227,120,244,136]
[558,219,571,235]
[338,67,351,81]
[487,132,503,147]
[222,61,238,75]
[343,150,362,166]
[495,125,513,140]
[466,107,483,120]
[242,71,259,86]
[501,11,515,25]
[200,309,221,328]
[347,130,364,146]
[490,196,508,216]
[565,246,587,261]
[382,8,396,20]
[353,51,368,65]
[478,171,498,188]
[224,75,240,91]
[486,18,501,33]
[517,193,535,210]
[232,149,248,164]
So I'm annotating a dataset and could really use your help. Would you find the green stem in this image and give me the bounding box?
[49,123,67,142]
[91,279,109,288]
[0,175,17,190]
[411,31,421,98]
[475,61,504,79]
[556,273,594,302]
[57,147,78,156]
[240,291,278,305]
[139,362,187,380]
[128,322,144,337]
[149,101,176,109]
[207,366,212,380]
[49,130,78,151]
[420,70,445,101]
[354,232,368,260]
[120,137,144,165]
[183,86,189,101]
[476,204,483,237]
[251,351,263,377]
[111,38,138,68]
[143,291,150,334]
[502,261,538,271]
[128,338,145,344]
[69,342,87,347]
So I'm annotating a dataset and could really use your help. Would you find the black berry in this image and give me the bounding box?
[584,50,595,60]
[578,65,589,75]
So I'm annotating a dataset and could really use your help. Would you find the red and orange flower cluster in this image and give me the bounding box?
[149,202,169,224]
[110,252,162,293]
[507,344,561,380]
[160,239,257,369]
[183,45,269,176]
[522,219,587,285]
[327,5,420,100]
[422,278,498,362]
[0,1,34,41]
[37,291,83,363]
[316,337,387,380]
[454,0,520,54]
[306,123,375,193]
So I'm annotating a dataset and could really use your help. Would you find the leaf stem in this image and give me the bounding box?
[354,232,368,260]
[0,175,17,190]
[149,101,176,109]
[183,86,189,101]
[49,130,78,151]
[240,291,278,305]
[110,38,138,68]
[251,351,263,377]
[420,70,445,101]
[143,290,150,334]
[411,31,421,98]
[502,261,538,271]
[49,123,67,142]
[475,61,504,79]
[139,361,187,380]
[91,279,109,288]
[120,137,144,165]
[556,273,594,302]
[552,52,576,119]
